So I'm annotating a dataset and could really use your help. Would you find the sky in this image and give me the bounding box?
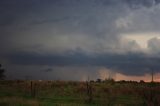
[1,0,160,81]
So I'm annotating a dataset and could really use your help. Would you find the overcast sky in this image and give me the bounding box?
[1,0,160,81]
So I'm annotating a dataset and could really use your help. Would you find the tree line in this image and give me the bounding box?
[0,64,5,80]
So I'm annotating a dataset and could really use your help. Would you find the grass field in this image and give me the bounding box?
[0,80,160,106]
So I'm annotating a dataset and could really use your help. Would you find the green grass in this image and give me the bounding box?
[0,80,160,106]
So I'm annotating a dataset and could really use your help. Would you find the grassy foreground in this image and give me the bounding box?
[0,80,160,106]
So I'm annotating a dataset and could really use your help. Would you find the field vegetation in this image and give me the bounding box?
[0,79,160,106]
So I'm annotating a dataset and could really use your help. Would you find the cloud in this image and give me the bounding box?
[1,0,160,55]
[118,2,160,33]
[1,0,160,80]
[125,0,156,9]
[0,0,133,55]
[148,37,160,54]
[43,68,53,72]
[5,51,160,76]
[5,64,104,81]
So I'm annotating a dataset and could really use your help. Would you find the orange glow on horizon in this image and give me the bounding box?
[115,72,160,82]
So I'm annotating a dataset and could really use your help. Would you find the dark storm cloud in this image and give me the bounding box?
[0,0,130,54]
[125,0,156,9]
[44,68,53,72]
[0,0,34,26]
[0,0,144,54]
[6,51,160,76]
[1,0,160,80]
[0,0,159,27]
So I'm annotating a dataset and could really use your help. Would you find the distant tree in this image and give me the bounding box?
[140,80,145,83]
[104,78,115,84]
[0,64,5,80]
[96,78,102,83]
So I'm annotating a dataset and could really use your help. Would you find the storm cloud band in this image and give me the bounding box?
[1,0,160,80]
[6,51,160,76]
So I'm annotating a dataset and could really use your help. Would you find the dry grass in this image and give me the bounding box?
[0,97,40,106]
[0,80,160,105]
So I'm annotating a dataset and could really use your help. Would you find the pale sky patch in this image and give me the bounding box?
[121,32,160,49]
[115,73,152,82]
